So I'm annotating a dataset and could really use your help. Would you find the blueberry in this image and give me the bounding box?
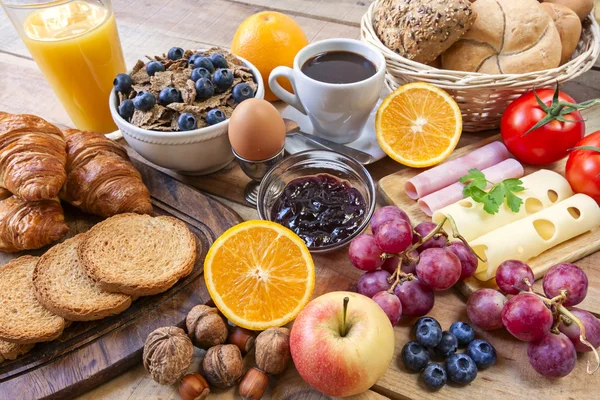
[206,108,226,125]
[422,363,447,390]
[434,331,458,358]
[232,83,255,103]
[158,87,182,105]
[415,317,441,331]
[118,99,134,121]
[450,322,475,346]
[188,53,201,65]
[146,61,165,76]
[213,68,234,92]
[415,320,443,348]
[191,67,211,82]
[132,91,156,111]
[401,341,430,372]
[167,47,184,60]
[445,353,478,385]
[113,73,132,93]
[193,56,215,73]
[177,113,198,131]
[466,339,497,369]
[209,53,228,69]
[195,78,215,100]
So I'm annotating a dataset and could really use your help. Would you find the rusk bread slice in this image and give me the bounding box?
[32,234,132,321]
[0,339,35,362]
[78,214,197,296]
[0,256,66,344]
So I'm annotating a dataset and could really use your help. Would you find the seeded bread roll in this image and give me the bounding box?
[374,0,476,63]
[542,2,582,65]
[442,0,562,74]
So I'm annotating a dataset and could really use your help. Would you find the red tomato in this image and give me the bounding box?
[500,89,585,164]
[566,131,600,204]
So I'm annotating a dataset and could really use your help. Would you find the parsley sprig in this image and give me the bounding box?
[459,168,526,215]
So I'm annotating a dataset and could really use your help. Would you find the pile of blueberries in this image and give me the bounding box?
[401,317,496,390]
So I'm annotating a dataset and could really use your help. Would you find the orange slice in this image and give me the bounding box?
[204,220,315,330]
[376,82,462,168]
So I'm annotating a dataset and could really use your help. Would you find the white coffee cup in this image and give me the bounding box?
[269,38,386,144]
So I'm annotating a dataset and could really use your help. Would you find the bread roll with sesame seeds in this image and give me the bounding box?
[374,0,477,64]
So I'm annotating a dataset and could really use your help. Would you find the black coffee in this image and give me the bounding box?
[301,51,377,84]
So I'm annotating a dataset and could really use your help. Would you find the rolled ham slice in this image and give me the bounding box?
[404,141,511,200]
[417,158,524,216]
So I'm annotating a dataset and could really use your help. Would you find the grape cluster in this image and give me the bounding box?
[349,206,478,325]
[467,260,600,378]
[401,317,496,390]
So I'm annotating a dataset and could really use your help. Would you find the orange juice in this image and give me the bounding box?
[21,0,125,133]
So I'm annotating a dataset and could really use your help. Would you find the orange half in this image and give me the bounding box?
[376,82,462,168]
[204,220,315,330]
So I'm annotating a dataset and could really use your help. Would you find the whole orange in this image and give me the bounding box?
[231,11,309,102]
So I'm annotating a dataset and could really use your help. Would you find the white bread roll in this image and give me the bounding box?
[442,0,562,74]
[542,2,582,65]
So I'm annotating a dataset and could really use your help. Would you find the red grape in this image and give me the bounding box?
[502,293,553,342]
[401,249,419,274]
[394,279,434,317]
[414,222,446,250]
[348,234,384,271]
[466,289,507,331]
[375,219,413,253]
[381,256,399,275]
[357,270,391,298]
[542,263,588,306]
[415,248,461,290]
[558,308,600,352]
[447,242,477,280]
[372,291,402,325]
[527,332,576,378]
[371,206,410,235]
[495,260,534,295]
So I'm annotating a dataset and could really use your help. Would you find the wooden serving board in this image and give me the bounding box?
[378,135,600,315]
[0,159,242,400]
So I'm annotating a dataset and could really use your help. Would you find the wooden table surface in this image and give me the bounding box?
[2,1,600,399]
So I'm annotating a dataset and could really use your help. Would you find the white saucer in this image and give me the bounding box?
[280,97,388,164]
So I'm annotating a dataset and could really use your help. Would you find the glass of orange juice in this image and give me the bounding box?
[1,0,126,133]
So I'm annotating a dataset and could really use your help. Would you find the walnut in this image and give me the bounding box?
[186,305,228,349]
[202,344,244,388]
[143,326,194,385]
[255,327,291,375]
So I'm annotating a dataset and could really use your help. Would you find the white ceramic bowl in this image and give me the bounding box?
[109,54,264,175]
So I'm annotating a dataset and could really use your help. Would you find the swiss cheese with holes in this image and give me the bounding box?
[432,170,573,242]
[471,194,600,281]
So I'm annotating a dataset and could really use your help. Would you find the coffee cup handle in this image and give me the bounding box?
[268,67,307,115]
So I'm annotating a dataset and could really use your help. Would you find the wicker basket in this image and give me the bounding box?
[360,0,600,132]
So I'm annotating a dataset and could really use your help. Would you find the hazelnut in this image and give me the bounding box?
[186,305,228,349]
[202,344,244,388]
[255,327,291,375]
[143,326,194,385]
[179,373,210,400]
[238,367,269,400]
[227,326,256,355]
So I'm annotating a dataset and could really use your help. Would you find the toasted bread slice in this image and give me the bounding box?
[33,234,132,321]
[0,339,35,362]
[78,214,197,296]
[0,256,66,344]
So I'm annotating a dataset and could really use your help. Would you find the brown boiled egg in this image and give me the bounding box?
[228,98,286,161]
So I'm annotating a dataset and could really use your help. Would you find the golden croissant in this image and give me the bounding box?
[60,129,153,217]
[0,188,68,252]
[0,112,67,201]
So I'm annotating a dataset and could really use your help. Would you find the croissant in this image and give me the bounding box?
[60,129,153,217]
[0,189,68,252]
[0,112,67,201]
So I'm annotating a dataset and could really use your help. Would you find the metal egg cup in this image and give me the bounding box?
[233,147,286,205]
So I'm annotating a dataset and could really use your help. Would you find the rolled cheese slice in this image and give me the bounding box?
[471,194,600,281]
[432,169,573,242]
[418,158,524,216]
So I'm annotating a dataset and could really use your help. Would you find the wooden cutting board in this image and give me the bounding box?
[0,159,242,400]
[378,135,600,316]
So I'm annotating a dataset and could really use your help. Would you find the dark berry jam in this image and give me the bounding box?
[271,174,366,248]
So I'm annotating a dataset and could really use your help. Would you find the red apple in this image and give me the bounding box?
[290,291,395,397]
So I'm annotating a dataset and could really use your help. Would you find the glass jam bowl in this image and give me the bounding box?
[257,150,376,253]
